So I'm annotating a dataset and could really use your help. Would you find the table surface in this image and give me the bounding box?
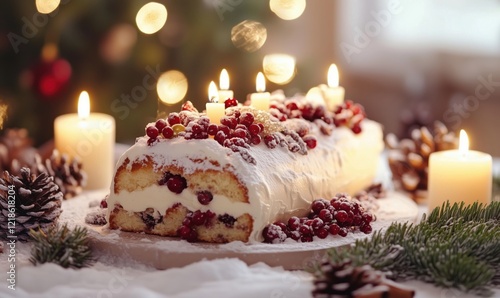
[0,154,498,298]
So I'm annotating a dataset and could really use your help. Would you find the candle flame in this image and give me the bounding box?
[459,129,469,155]
[256,72,266,92]
[208,81,219,103]
[220,69,230,90]
[78,91,90,119]
[328,64,339,88]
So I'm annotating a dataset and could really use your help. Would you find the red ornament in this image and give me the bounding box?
[28,57,72,100]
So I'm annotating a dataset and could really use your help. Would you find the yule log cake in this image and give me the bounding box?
[106,92,383,243]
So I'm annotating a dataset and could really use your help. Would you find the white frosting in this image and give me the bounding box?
[107,119,384,242]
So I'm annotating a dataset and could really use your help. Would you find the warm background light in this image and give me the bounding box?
[78,91,90,119]
[208,81,219,103]
[136,2,168,34]
[269,0,306,20]
[459,129,469,154]
[328,64,339,88]
[231,20,267,52]
[156,70,188,105]
[256,72,266,92]
[263,54,296,85]
[36,0,60,14]
[220,69,230,90]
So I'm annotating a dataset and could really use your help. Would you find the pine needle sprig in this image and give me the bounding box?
[321,201,500,297]
[29,224,94,269]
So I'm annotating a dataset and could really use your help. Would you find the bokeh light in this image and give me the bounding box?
[157,70,188,105]
[36,0,60,14]
[269,0,306,20]
[263,54,296,85]
[231,20,267,52]
[136,2,168,34]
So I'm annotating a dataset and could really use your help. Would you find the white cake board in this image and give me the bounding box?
[60,190,419,270]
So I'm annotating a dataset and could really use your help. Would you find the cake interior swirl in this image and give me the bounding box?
[106,92,384,243]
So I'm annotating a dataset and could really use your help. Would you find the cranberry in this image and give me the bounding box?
[224,98,238,109]
[352,124,362,134]
[262,224,286,243]
[197,191,213,205]
[147,138,157,146]
[168,113,181,125]
[339,202,352,212]
[218,125,230,135]
[251,135,262,145]
[146,126,159,139]
[299,225,312,236]
[287,216,301,231]
[166,175,187,194]
[275,222,288,232]
[362,213,374,223]
[335,210,349,223]
[289,231,301,240]
[303,135,317,149]
[311,200,325,214]
[239,112,254,126]
[264,135,277,149]
[221,116,237,129]
[329,223,340,235]
[177,225,191,238]
[248,124,261,136]
[155,119,168,131]
[315,228,329,239]
[191,124,203,134]
[181,101,198,113]
[338,228,348,237]
[191,210,207,226]
[232,128,247,139]
[286,101,299,111]
[360,224,372,234]
[162,126,174,139]
[353,215,363,226]
[215,131,226,145]
[301,235,313,242]
[318,209,333,222]
[100,198,107,208]
[207,124,218,136]
[311,218,324,230]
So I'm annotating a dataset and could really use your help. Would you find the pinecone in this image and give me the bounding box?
[0,168,63,241]
[313,261,414,298]
[386,121,458,201]
[39,150,87,199]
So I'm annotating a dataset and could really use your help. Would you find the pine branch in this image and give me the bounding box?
[29,224,94,269]
[320,201,500,297]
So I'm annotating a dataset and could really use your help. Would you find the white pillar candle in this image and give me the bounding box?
[206,81,225,124]
[218,69,234,102]
[54,91,115,190]
[320,64,345,111]
[428,130,492,211]
[250,72,270,111]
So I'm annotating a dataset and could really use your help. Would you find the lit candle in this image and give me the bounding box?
[54,91,116,190]
[250,72,270,111]
[428,130,492,211]
[218,69,234,103]
[206,81,225,124]
[320,64,345,111]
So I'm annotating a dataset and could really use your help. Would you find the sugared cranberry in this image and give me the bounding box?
[315,228,329,239]
[220,116,237,129]
[338,228,348,237]
[288,216,301,231]
[360,224,372,234]
[311,218,324,230]
[311,200,326,214]
[207,124,218,136]
[301,235,313,242]
[251,135,262,145]
[181,101,198,113]
[239,112,254,127]
[147,138,157,146]
[339,202,351,212]
[264,135,277,149]
[166,175,187,194]
[168,113,181,125]
[262,224,286,243]
[218,125,230,136]
[329,223,340,235]
[215,131,226,145]
[249,124,261,136]
[146,126,159,139]
[155,119,168,131]
[197,191,213,205]
[318,209,333,222]
[299,225,312,236]
[232,128,247,139]
[162,126,174,139]
[334,210,349,223]
[303,135,317,149]
[362,213,374,223]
